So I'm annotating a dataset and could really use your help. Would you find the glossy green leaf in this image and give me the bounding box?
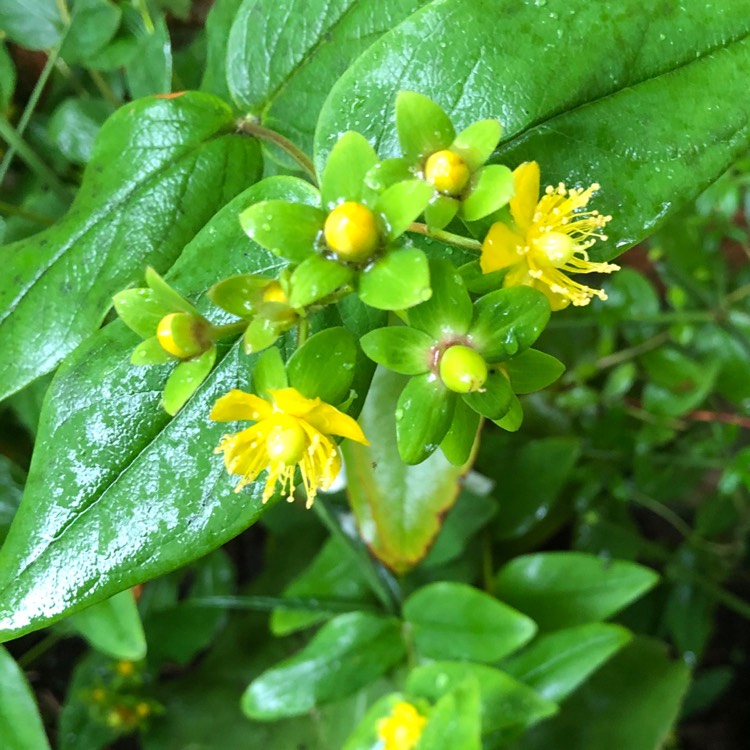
[316,0,750,261]
[440,397,480,466]
[407,661,557,736]
[374,179,433,239]
[396,373,455,464]
[287,327,357,404]
[504,349,565,394]
[2,0,65,49]
[516,638,690,750]
[418,679,482,750]
[407,258,473,339]
[462,369,513,420]
[460,164,514,221]
[226,0,427,162]
[289,254,354,308]
[360,326,432,375]
[321,131,378,207]
[343,367,466,572]
[0,178,319,642]
[395,90,454,163]
[239,199,325,263]
[242,612,405,719]
[470,287,550,361]
[161,346,217,416]
[404,582,536,662]
[0,92,262,402]
[494,392,523,432]
[503,623,632,703]
[494,552,660,631]
[67,590,146,661]
[452,119,502,172]
[358,247,431,310]
[0,645,51,750]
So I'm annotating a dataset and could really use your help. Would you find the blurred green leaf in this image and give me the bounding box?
[47,98,114,165]
[1,0,65,50]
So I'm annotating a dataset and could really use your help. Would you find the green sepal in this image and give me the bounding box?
[451,119,502,172]
[130,336,174,366]
[287,327,357,404]
[364,157,413,191]
[252,347,288,399]
[441,397,480,466]
[321,131,378,208]
[462,370,512,420]
[493,392,523,432]
[208,274,272,318]
[113,288,169,339]
[424,195,459,230]
[161,346,216,416]
[396,373,456,464]
[145,267,198,315]
[360,326,433,375]
[358,247,431,311]
[374,179,434,240]
[460,164,515,222]
[459,260,507,295]
[239,200,325,262]
[396,91,454,163]
[289,254,354,309]
[504,349,565,393]
[407,258,473,339]
[470,286,550,361]
[243,315,283,354]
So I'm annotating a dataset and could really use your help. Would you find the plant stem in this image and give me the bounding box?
[89,70,119,108]
[594,330,670,370]
[18,633,62,668]
[236,117,317,184]
[184,595,380,615]
[296,316,310,347]
[210,321,248,340]
[408,222,482,253]
[0,200,56,225]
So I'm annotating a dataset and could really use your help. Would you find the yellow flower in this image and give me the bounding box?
[377,701,427,750]
[480,161,619,310]
[210,387,368,507]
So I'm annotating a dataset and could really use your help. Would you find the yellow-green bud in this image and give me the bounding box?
[324,201,380,262]
[156,313,210,358]
[439,345,488,393]
[533,231,576,267]
[262,280,289,304]
[266,419,308,465]
[424,149,471,196]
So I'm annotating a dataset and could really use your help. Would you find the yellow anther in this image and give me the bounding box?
[324,201,380,262]
[424,149,471,196]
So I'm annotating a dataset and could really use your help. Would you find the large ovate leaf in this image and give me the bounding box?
[0,92,262,402]
[315,0,750,261]
[0,178,320,642]
[342,367,468,573]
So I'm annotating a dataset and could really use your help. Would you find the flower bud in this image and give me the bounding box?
[156,313,210,359]
[424,149,471,196]
[439,344,488,393]
[324,201,380,262]
[262,280,289,304]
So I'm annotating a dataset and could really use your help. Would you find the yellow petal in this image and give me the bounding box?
[218,424,269,477]
[306,402,369,444]
[210,390,273,422]
[509,160,540,233]
[531,277,571,311]
[480,222,525,273]
[269,387,319,416]
[503,261,533,288]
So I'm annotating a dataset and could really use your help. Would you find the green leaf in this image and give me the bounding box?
[0,92,262,402]
[242,612,405,719]
[503,623,632,703]
[226,0,427,164]
[364,157,413,191]
[316,0,750,261]
[287,327,357,404]
[124,14,173,98]
[289,255,354,308]
[321,131,378,207]
[494,392,523,432]
[418,679,482,750]
[374,179,434,239]
[462,369,513,420]
[239,198,325,263]
[515,638,690,750]
[208,274,270,318]
[200,0,244,102]
[424,194,459,230]
[404,582,536,662]
[61,0,121,63]
[113,288,170,339]
[451,119,502,172]
[358,247,431,310]
[145,266,199,315]
[494,552,660,631]
[504,349,565,394]
[360,326,433,375]
[2,0,65,50]
[440,397,480,466]
[243,316,282,354]
[396,373,455,464]
[407,661,557,736]
[470,287,551,361]
[252,347,288,398]
[0,457,24,548]
[342,367,466,572]
[0,43,17,114]
[161,347,217,416]
[67,590,146,661]
[47,97,113,165]
[0,178,315,642]
[395,90,454,163]
[0,645,51,750]
[460,164,514,221]
[407,258,473,339]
